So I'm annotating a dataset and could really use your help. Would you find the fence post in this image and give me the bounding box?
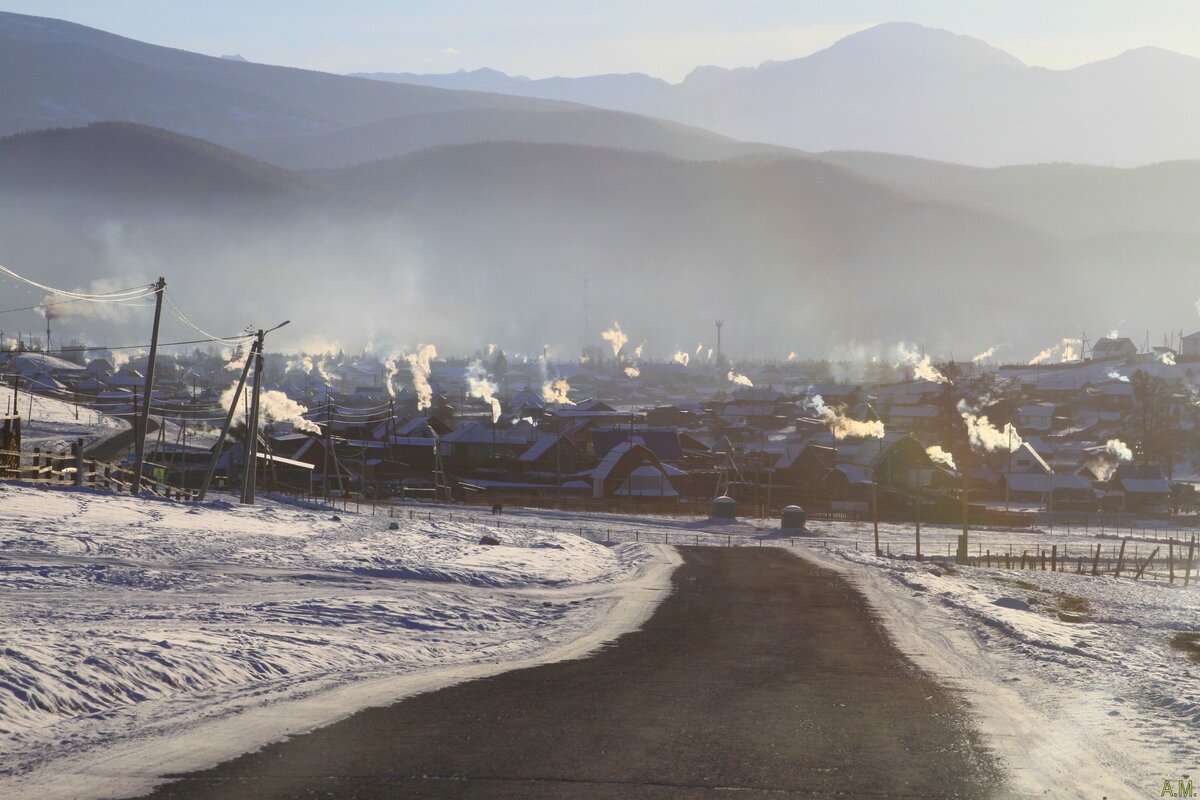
[1115,538,1127,577]
[1092,543,1101,576]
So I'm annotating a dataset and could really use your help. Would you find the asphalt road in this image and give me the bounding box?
[141,547,1011,799]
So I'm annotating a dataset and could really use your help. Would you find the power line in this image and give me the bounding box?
[163,291,249,346]
[0,264,155,302]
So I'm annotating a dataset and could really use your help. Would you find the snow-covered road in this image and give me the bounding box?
[0,486,676,799]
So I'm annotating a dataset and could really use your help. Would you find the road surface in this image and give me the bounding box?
[142,547,1011,799]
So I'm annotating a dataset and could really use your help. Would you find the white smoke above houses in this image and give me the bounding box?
[957,400,1022,453]
[467,358,501,422]
[727,371,753,387]
[633,342,645,359]
[1160,351,1177,365]
[112,351,131,369]
[1028,337,1081,364]
[600,322,628,358]
[972,346,996,363]
[926,445,956,470]
[1087,438,1134,480]
[405,344,437,410]
[787,352,798,362]
[672,351,689,366]
[805,393,884,440]
[219,382,319,434]
[896,343,947,384]
[624,366,641,378]
[542,378,572,405]
[1105,438,1134,462]
[695,343,703,355]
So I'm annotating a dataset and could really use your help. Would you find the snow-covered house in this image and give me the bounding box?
[1091,337,1137,361]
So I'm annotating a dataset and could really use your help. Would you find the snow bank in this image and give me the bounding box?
[797,525,1200,797]
[0,486,674,799]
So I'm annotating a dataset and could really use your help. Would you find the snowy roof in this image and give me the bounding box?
[517,434,561,463]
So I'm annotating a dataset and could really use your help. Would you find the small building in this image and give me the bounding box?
[591,442,680,499]
[1182,331,1200,360]
[1091,337,1137,361]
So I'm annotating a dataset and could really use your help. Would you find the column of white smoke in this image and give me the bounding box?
[972,347,996,363]
[896,343,947,383]
[405,344,437,411]
[1088,439,1134,480]
[600,322,628,358]
[542,378,572,404]
[467,359,501,422]
[925,445,956,470]
[805,392,884,440]
[957,399,1022,453]
[219,382,319,433]
[727,371,753,387]
[672,351,690,366]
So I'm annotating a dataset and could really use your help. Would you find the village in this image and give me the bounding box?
[4,330,1199,527]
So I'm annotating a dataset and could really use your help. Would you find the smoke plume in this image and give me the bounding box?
[727,371,753,387]
[896,343,947,384]
[926,445,956,470]
[805,393,884,440]
[1108,370,1130,383]
[542,378,572,405]
[624,366,641,378]
[467,358,501,422]
[600,322,628,358]
[972,347,996,363]
[219,381,319,434]
[957,400,1022,453]
[672,351,689,366]
[405,344,438,410]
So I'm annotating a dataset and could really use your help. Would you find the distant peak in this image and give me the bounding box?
[819,21,1025,68]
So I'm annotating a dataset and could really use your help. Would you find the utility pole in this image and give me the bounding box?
[131,277,166,494]
[198,338,257,501]
[959,450,970,565]
[715,320,723,365]
[241,328,266,505]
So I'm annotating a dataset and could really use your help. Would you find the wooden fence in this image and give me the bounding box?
[0,446,198,502]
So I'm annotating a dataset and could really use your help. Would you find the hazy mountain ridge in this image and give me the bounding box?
[4,123,1183,358]
[0,10,792,169]
[363,22,1200,167]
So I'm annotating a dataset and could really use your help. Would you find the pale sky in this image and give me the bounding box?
[4,0,1200,81]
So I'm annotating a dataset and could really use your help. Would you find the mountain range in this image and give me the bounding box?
[359,22,1200,168]
[0,11,1196,360]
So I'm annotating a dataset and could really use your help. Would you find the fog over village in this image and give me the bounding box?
[1,4,1200,799]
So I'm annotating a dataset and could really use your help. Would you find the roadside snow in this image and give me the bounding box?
[0,385,126,452]
[796,522,1200,798]
[0,486,675,799]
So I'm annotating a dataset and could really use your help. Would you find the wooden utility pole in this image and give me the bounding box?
[131,277,166,494]
[959,450,970,565]
[241,329,266,505]
[198,338,257,501]
[914,468,922,562]
[871,477,880,556]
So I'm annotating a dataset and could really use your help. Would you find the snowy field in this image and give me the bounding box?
[0,385,128,452]
[0,485,675,799]
[2,485,1195,799]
